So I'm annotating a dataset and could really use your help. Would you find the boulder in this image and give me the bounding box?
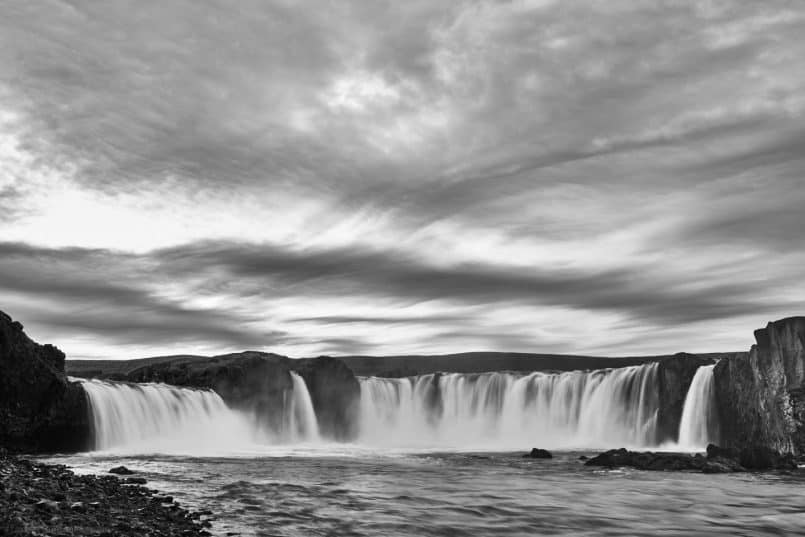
[109,466,134,475]
[523,448,553,459]
[706,443,738,459]
[584,448,742,472]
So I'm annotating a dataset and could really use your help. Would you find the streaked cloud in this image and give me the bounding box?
[0,1,803,358]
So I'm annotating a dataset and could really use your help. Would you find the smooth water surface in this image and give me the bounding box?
[45,449,805,537]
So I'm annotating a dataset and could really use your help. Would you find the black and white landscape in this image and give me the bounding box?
[1,2,805,536]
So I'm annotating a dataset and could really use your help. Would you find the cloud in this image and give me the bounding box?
[1,239,801,358]
[0,242,279,352]
[1,1,804,358]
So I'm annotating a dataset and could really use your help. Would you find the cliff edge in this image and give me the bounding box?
[714,317,805,457]
[0,311,90,452]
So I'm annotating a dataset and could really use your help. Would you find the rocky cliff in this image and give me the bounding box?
[655,353,715,444]
[291,356,361,441]
[0,311,90,452]
[112,352,362,441]
[714,317,805,456]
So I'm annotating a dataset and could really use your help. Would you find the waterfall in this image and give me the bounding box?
[284,372,320,442]
[76,374,321,452]
[78,378,254,452]
[358,363,660,449]
[75,362,668,452]
[677,364,718,449]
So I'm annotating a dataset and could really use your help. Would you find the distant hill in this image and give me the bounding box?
[335,352,742,377]
[66,350,743,379]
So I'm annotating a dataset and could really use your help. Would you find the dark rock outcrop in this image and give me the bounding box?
[584,447,746,473]
[291,356,361,440]
[714,317,805,457]
[523,448,552,459]
[123,352,362,441]
[128,352,295,434]
[108,466,134,475]
[0,311,91,452]
[655,353,715,444]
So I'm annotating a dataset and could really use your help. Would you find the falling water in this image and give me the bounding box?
[78,378,254,452]
[677,364,718,449]
[76,374,321,452]
[358,363,660,449]
[284,372,320,442]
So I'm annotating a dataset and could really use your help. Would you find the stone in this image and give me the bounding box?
[109,466,134,475]
[523,448,553,459]
[706,444,739,460]
[35,499,60,510]
[584,448,745,473]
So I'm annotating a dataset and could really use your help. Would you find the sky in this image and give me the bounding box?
[1,1,804,360]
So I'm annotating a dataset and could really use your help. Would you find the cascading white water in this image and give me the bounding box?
[78,378,255,452]
[284,372,320,442]
[76,362,666,453]
[358,363,660,449]
[677,364,718,449]
[76,374,321,453]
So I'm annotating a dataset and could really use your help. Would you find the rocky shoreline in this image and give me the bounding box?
[0,452,214,537]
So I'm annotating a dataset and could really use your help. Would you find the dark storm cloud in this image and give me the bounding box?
[0,242,280,349]
[1,1,805,356]
[290,314,472,326]
[0,240,793,350]
[150,240,775,326]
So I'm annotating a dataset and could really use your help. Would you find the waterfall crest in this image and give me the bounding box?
[358,363,660,449]
[284,372,320,442]
[677,364,718,449]
[78,378,253,452]
[77,374,321,452]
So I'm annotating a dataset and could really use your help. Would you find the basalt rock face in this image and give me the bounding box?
[0,311,90,452]
[291,356,361,441]
[584,447,754,473]
[127,352,294,434]
[125,352,362,441]
[714,317,805,456]
[655,353,715,444]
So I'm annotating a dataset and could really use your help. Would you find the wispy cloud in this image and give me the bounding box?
[0,1,803,358]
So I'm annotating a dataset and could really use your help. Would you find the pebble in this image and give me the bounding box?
[1,454,212,536]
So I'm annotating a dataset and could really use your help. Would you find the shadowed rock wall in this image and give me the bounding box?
[655,353,715,444]
[714,317,805,456]
[120,352,363,441]
[0,311,90,452]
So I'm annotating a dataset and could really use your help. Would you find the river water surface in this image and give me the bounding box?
[45,448,805,537]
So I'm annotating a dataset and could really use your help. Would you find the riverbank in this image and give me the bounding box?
[0,451,213,537]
